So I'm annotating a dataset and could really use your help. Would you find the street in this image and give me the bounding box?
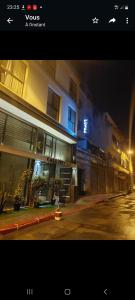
[1,193,135,240]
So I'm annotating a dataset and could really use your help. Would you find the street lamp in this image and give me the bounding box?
[128,82,135,192]
[127,149,134,191]
[128,150,133,155]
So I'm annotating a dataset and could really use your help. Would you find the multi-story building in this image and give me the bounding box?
[76,88,94,194]
[103,112,130,193]
[92,110,130,193]
[76,87,130,195]
[0,60,130,209]
[0,60,79,207]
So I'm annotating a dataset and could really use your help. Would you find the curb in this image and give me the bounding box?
[0,198,104,235]
[0,213,54,235]
[0,193,125,236]
[108,193,127,200]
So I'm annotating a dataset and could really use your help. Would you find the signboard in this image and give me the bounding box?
[83,119,88,134]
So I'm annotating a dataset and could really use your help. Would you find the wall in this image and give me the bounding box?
[78,89,94,140]
[92,111,114,151]
[23,61,48,113]
[55,60,80,98]
[17,61,78,135]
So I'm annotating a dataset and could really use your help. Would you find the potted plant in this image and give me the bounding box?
[31,177,49,207]
[53,178,63,220]
[14,195,22,211]
[0,191,7,214]
[14,181,24,211]
[14,169,32,211]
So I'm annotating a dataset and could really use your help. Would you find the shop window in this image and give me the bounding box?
[69,78,77,101]
[47,87,60,121]
[46,134,53,147]
[68,107,76,133]
[44,134,56,158]
[0,60,26,97]
[0,152,28,208]
[36,129,44,154]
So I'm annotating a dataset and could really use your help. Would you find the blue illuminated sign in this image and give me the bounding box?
[83,119,88,134]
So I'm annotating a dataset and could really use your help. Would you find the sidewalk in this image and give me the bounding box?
[75,192,127,205]
[0,192,126,235]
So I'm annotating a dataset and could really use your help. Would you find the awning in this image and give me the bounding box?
[0,97,76,144]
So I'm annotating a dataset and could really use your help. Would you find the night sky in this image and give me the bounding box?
[69,60,135,138]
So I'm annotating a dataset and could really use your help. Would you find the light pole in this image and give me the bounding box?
[128,82,135,192]
[128,150,134,191]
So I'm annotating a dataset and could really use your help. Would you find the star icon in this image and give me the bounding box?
[92,17,99,24]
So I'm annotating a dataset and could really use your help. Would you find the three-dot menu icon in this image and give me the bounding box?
[126,18,128,24]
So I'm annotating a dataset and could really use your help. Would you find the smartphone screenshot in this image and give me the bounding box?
[0,0,133,31]
[0,1,135,299]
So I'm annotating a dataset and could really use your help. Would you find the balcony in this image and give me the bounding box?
[90,144,106,160]
[0,62,25,97]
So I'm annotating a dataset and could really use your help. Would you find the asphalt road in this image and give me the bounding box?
[2,193,135,240]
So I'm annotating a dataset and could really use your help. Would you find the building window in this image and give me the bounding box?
[47,87,60,122]
[0,60,26,97]
[68,107,76,133]
[44,134,54,157]
[36,129,44,155]
[69,78,77,101]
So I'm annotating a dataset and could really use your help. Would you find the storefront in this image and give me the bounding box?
[76,148,91,195]
[0,152,30,208]
[0,107,77,208]
[90,145,107,194]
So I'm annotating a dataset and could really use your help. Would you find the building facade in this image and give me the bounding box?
[103,112,130,193]
[0,60,79,207]
[76,88,130,195]
[0,60,130,209]
[76,88,94,194]
[91,110,130,193]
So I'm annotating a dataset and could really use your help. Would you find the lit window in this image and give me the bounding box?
[47,87,60,122]
[44,134,53,157]
[0,60,26,97]
[68,107,76,133]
